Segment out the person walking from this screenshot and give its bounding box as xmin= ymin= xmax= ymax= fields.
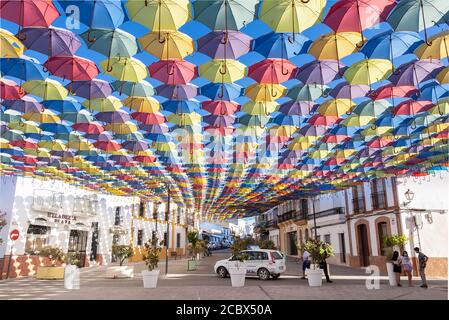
xmin=392 ymin=251 xmax=402 ymax=286
xmin=401 ymin=251 xmax=413 ymax=287
xmin=319 ymin=243 xmax=332 ymax=283
xmin=301 ymin=249 xmax=311 ymax=279
xmin=414 ymin=247 xmax=429 ymax=288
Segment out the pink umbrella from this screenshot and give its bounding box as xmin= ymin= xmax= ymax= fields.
xmin=202 ymin=100 xmax=240 ymax=115
xmin=0 ymin=0 xmax=60 ymax=28
xmin=0 ymin=79 xmax=25 ymax=99
xmin=131 ymin=112 xmax=166 ymax=125
xmin=369 ymin=84 xmax=418 ymax=100
xmin=248 ymin=58 xmax=296 ymax=84
xmin=44 ymin=56 xmax=99 ymax=81
xmin=72 ymin=122 xmax=104 ymax=134
xmin=149 ymin=59 xmax=198 ymax=85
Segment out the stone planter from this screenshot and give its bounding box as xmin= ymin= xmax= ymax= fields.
xmin=307 ymin=267 xmax=323 ymax=287
xmin=142 ymin=269 xmax=160 ymax=288
xmin=36 ymin=266 xmax=65 ymax=280
xmin=229 ymin=266 xmax=247 ymax=287
xmin=386 ymin=262 xmax=397 ymax=286
xmin=105 ymin=266 xmax=134 ymax=278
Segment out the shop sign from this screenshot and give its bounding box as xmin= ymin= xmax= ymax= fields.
xmin=47 ymin=212 xmax=77 ymax=225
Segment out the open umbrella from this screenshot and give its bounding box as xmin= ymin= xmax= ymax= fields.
xmin=198 ymin=30 xmax=252 ymax=59
xmin=0 ymin=56 xmax=46 ymax=81
xmin=389 ymin=59 xmax=444 ymax=86
xmin=83 ymin=96 xmax=123 ymax=112
xmin=101 ymin=57 xmax=148 ymax=82
xmin=344 ymin=59 xmax=392 ymax=85
xmin=253 ymin=32 xmax=311 ymax=59
xmin=81 ymin=28 xmax=139 ymax=59
xmin=156 ymin=84 xmax=198 ymax=100
xmin=123 ymin=96 xmax=160 ymax=113
xmin=245 ymin=83 xmax=286 ymax=102
xmin=309 ymin=32 xmax=364 ymax=60
xmin=44 ymin=56 xmax=99 ymax=81
xmin=149 ymin=59 xmax=197 ymax=84
xmin=139 ymin=31 xmax=194 ymax=59
xmin=248 ymin=58 xmax=296 ymax=84
xmin=112 ymin=80 xmax=155 ymax=97
xmin=295 ymin=60 xmax=345 ymax=85
xmin=0 ymin=79 xmax=25 ymax=100
xmin=200 ymin=83 xmax=242 ymax=100
xmin=3 ymin=96 xmax=43 ymax=113
xmin=66 ymin=79 xmax=112 ymax=99
xmin=415 ymin=30 xmax=449 ymax=60
xmin=0 ymin=28 xmax=25 ymax=58
xmin=1 ymin=0 xmax=59 ymax=28
xmin=317 ymin=99 xmax=355 ymax=116
xmin=22 ymin=79 xmax=68 ymax=100
xmin=202 ymin=100 xmax=240 ymax=115
xmin=200 ymin=59 xmax=246 ymax=83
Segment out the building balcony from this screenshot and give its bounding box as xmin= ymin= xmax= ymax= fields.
xmin=310 ymin=207 xmax=346 ymax=219
xmin=371 ymin=192 xmax=387 ymax=211
xmin=278 ymin=210 xmax=307 ymax=223
xmin=352 ymin=197 xmax=365 ymax=214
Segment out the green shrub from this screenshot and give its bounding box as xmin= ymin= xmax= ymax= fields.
xmin=259 ymin=239 xmax=276 ymax=250
xmin=143 ymin=236 xmax=161 ymax=271
xmin=112 ymin=244 xmax=133 ymax=266
xmin=38 ymin=246 xmax=66 ymax=267
xmin=298 ymin=239 xmax=334 ymax=266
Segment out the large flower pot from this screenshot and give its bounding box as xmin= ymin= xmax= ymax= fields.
xmin=36 ymin=266 xmax=65 ymax=280
xmin=142 ymin=270 xmax=160 ymax=288
xmin=64 ymin=265 xmax=80 ymax=289
xmin=386 ymin=262 xmax=397 ymax=286
xmin=105 ymin=266 xmax=134 ymax=278
xmin=307 ymin=269 xmax=323 ymax=287
xmin=228 ymin=266 xmax=247 ymax=287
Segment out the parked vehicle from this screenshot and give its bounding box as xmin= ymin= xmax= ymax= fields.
xmin=214 ymin=249 xmax=285 ymax=280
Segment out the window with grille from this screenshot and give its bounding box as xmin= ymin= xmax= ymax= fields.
xmin=176 ymin=233 xmax=181 ymax=248
xmin=137 ymin=230 xmax=143 ymax=246
xmin=139 ymin=201 xmax=145 ymax=217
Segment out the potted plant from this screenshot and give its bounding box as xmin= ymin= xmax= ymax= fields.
xmin=36 ymin=246 xmax=66 ymax=279
xmin=299 ymin=239 xmax=334 ymax=287
xmin=186 ymin=231 xmax=202 ymax=270
xmin=106 ymin=244 xmax=134 ymax=278
xmin=383 ymin=234 xmax=408 ymax=286
xmin=64 ymin=252 xmax=80 ymax=289
xmin=228 ymin=237 xmax=249 ymax=287
xmin=141 ymin=236 xmax=162 ymax=288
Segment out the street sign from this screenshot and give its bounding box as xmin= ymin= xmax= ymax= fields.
xmin=9 ymin=229 xmax=19 ymax=241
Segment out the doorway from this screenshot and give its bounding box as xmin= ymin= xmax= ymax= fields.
xmin=357 ymin=224 xmax=370 ymax=267
xmin=111 ymin=234 xmax=120 ymax=263
xmin=90 ymin=222 xmax=99 ymax=262
xmin=68 ymin=229 xmax=88 ymax=267
xmin=287 ymin=231 xmax=298 ymax=255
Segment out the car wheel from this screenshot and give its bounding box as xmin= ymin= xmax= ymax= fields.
xmin=272 ymin=273 xmax=280 ymax=279
xmin=258 ymin=268 xmax=270 ymax=280
xmin=217 ymin=266 xmax=228 ymax=278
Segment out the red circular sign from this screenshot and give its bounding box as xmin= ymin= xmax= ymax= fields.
xmin=10 ymin=229 xmax=19 ymax=241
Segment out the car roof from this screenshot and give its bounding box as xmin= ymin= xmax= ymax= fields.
xmin=242 ymin=249 xmax=280 ymax=253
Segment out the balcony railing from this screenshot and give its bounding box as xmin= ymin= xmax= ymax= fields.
xmin=371 ymin=192 xmax=387 ymax=210
xmin=278 ymin=210 xmax=306 ymax=223
xmin=352 ymin=197 xmax=364 ymax=214
xmin=32 ymin=190 xmax=63 ymax=213
xmin=310 ymin=207 xmax=345 ymax=219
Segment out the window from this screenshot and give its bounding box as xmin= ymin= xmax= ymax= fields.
xmin=163 ymin=232 xmax=167 ymax=246
xmin=139 ymin=201 xmax=145 ymax=217
xmin=153 ymin=205 xmax=158 ymax=220
xmin=378 ymin=222 xmax=388 ymax=256
xmin=137 ymin=230 xmax=143 ymax=246
xmin=372 ymin=179 xmax=386 ymax=210
xmin=305 ymin=229 xmax=309 ymax=240
xmin=176 ymin=233 xmax=181 ymax=248
xmin=177 ymin=214 xmax=181 ymax=224
xmin=352 ymin=185 xmax=365 ymax=214
xmin=301 ymin=199 xmax=308 ymax=216
xmin=114 ymin=207 xmax=121 ymax=225
xmin=151 ymin=230 xmax=156 ymax=242
xmin=324 ymin=234 xmax=331 ymax=245
xmin=25 ymin=224 xmax=49 ymax=254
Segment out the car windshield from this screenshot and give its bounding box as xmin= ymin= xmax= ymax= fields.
xmin=271 ymin=251 xmax=283 ymax=260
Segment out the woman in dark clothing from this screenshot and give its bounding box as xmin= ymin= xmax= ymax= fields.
xmin=392 ymin=251 xmax=402 ymax=287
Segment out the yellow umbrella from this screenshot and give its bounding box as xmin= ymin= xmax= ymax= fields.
xmin=309 ymin=32 xmax=364 ymax=60
xmin=259 ymin=0 xmax=326 ymax=33
xmin=27 ymin=148 xmax=51 ymax=158
xmin=139 ymin=31 xmax=194 ymax=59
xmin=241 ymin=101 xmax=278 ymax=115
xmin=244 ymin=83 xmax=286 ymax=102
xmin=436 ymin=67 xmax=449 ymax=84
xmin=100 ymin=57 xmax=148 ymax=82
xmin=0 ymin=138 xmax=11 ymax=149
xmin=269 ymin=125 xmax=296 ymax=138
xmin=104 ymin=122 xmax=138 ymax=134
xmin=237 ymin=125 xmax=265 ymax=136
xmin=341 ymin=114 xmax=374 ymax=126
xmin=38 ymin=140 xmax=67 ymax=151
xmin=344 ymin=59 xmax=392 ymax=85
xmin=22 ymin=109 xmax=60 ymax=123
xmin=168 ymin=112 xmax=201 ymax=126
xmin=67 ymin=139 xmax=93 ymax=151
xmin=22 ymin=79 xmax=68 ymax=100
xmin=361 ymin=125 xmax=392 ymax=136
xmin=122 ymin=96 xmax=160 ymax=113
xmin=126 ymin=0 xmax=191 ymax=31
xmin=0 ymin=28 xmax=24 ymax=58
xmin=83 ymin=96 xmax=123 ymax=112
xmin=9 ymin=121 xmax=41 ymax=134
xmin=317 ymin=98 xmax=355 ymax=116
xmin=200 ymin=59 xmax=246 ymax=83
xmin=309 ymin=149 xmax=330 ymax=159
xmin=153 ymin=141 xmax=177 ymax=151
xmin=428 ymin=98 xmax=448 ymax=116
xmin=415 ymin=30 xmax=449 ymax=59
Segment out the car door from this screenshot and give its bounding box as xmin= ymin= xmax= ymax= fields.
xmin=243 ymin=251 xmax=258 ymax=275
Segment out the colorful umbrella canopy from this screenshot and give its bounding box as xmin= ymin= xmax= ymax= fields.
xmin=309 ymin=32 xmax=364 ymax=60
xmin=150 ymin=59 xmax=197 ymax=84
xmin=198 ymin=30 xmax=252 ymax=59
xmin=139 ymin=31 xmax=194 ymax=59
xmin=0 ymin=28 xmax=25 ymax=58
xmin=0 ymin=0 xmax=59 ymax=28
xmin=81 ymin=28 xmax=139 ymax=58
xmin=44 ymin=56 xmax=99 ymax=81
xmin=200 ymin=59 xmax=246 ymax=83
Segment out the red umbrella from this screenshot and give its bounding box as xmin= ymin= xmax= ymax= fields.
xmin=72 ymin=122 xmax=105 ymax=134
xmin=93 ymin=140 xmax=121 ymax=152
xmin=202 ymin=100 xmax=240 ymax=115
xmin=149 ymin=59 xmax=198 ymax=85
xmin=10 ymin=139 xmax=38 ymax=149
xmin=322 ymin=134 xmax=350 ymax=143
xmin=369 ymin=84 xmax=418 ymax=100
xmin=134 ymin=155 xmax=156 ymax=163
xmin=307 ymin=114 xmax=339 ymax=126
xmin=0 ymin=0 xmax=59 ymax=28
xmin=248 ymin=58 xmax=296 ymax=84
xmin=0 ymin=79 xmax=25 ymax=99
xmin=393 ymin=100 xmax=433 ymax=115
xmin=44 ymin=56 xmax=99 ymax=81
xmin=324 ymin=0 xmax=396 ymax=33
xmin=204 ymin=126 xmax=234 ymax=135
xmin=13 ymin=155 xmax=38 ymax=165
xmin=131 ymin=112 xmax=166 ymax=125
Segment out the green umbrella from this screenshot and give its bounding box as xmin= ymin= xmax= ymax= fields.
xmin=286 ymin=83 xmax=329 ymax=101
xmin=111 ymin=80 xmax=155 ymax=97
xmin=352 ymin=99 xmax=390 ymax=117
xmin=81 ymin=28 xmax=139 ymax=58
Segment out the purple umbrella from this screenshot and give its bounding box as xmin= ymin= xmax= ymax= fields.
xmin=329 ymin=82 xmax=370 ymax=99
xmin=139 ymin=123 xmax=169 ymax=134
xmin=298 ymin=124 xmax=327 ymax=136
xmin=295 ymin=60 xmax=345 ymax=85
xmin=122 ymin=140 xmax=149 ymax=152
xmin=389 ymin=59 xmax=445 ymax=86
xmin=2 ymin=96 xmax=43 ymax=113
xmin=17 ymin=26 xmax=81 ymax=56
xmin=203 ymin=114 xmax=235 ymax=127
xmin=197 ymin=30 xmax=252 ymax=59
xmin=279 ymin=101 xmax=315 ymax=116
xmin=297 ymin=164 xmax=316 ymax=171
xmin=51 ymin=150 xmax=75 ymax=157
xmin=66 ymin=79 xmax=112 ymax=99
xmin=156 ymin=84 xmax=198 ymax=100
xmin=95 ymin=110 xmax=131 ymax=123
xmin=110 ymin=154 xmax=133 ymax=163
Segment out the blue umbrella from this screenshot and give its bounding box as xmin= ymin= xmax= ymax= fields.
xmin=162 ymin=100 xmax=200 ymax=114
xmin=200 ymin=83 xmax=242 ymax=100
xmin=0 ymin=147 xmax=24 ymax=156
xmin=272 ymin=114 xmax=301 ymax=127
xmin=361 ymin=30 xmax=422 ymax=61
xmin=418 ymin=81 xmax=449 ymax=103
xmin=57 ymin=0 xmax=128 ymax=29
xmin=40 ymin=123 xmax=73 ymax=134
xmin=42 ymin=99 xmax=84 ymax=113
xmin=253 ymin=32 xmax=311 ymax=59
xmin=0 ymin=57 xmax=46 ymax=81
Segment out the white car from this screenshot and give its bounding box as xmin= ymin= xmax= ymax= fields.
xmin=214 ymin=249 xmax=285 ymax=280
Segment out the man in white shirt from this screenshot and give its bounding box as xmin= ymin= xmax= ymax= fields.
xmin=301 ymin=250 xmax=311 ymax=279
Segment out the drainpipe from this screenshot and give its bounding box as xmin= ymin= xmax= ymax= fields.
xmin=344 ymin=189 xmax=354 ymax=264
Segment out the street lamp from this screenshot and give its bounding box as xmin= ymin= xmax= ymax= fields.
xmin=405 ymin=189 xmax=414 ymax=202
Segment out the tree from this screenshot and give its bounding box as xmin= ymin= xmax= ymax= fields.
xmin=186 ymin=231 xmax=202 ymax=258
xmin=299 ymin=239 xmax=334 ymax=267
xmin=112 ymin=244 xmax=133 ymax=266
xmin=259 ymin=239 xmax=276 ymax=250
xmin=143 ymin=235 xmax=161 ymax=271
xmin=383 ymin=234 xmax=408 ymax=260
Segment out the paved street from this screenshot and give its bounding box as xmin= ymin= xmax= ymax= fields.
xmin=0 ymin=250 xmax=446 ymax=300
